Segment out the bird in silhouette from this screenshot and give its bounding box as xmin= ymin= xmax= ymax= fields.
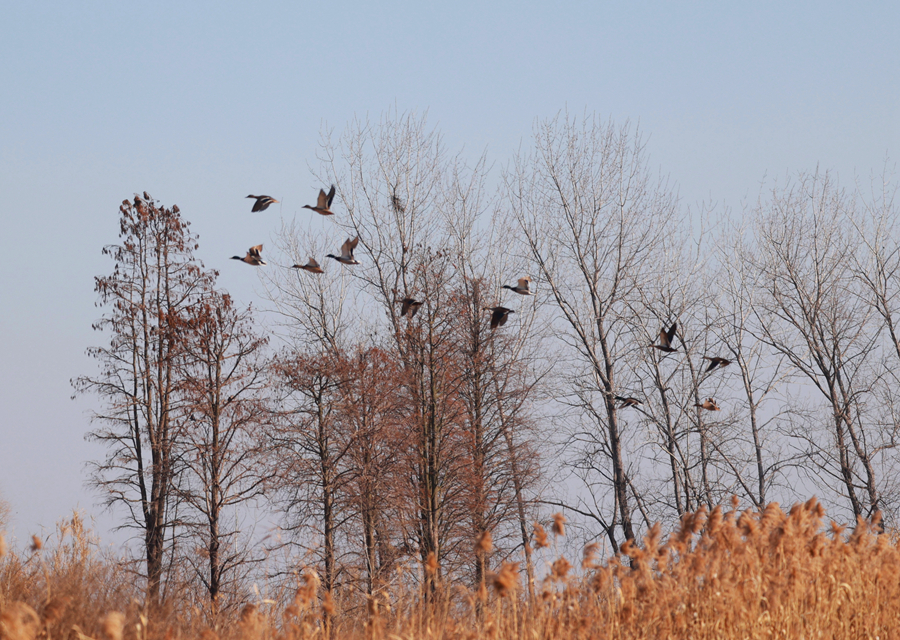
xmin=695 ymin=398 xmax=720 ymax=411
xmin=502 ymin=276 xmax=534 ymax=296
xmin=651 ymin=322 xmax=678 ymax=353
xmin=485 ymin=306 xmax=515 ymax=329
xmin=231 ymin=245 xmax=266 ymax=266
xmin=391 ymin=193 xmax=405 ymax=213
xmin=615 ymin=396 xmax=643 ymax=408
xmin=302 ymin=185 xmax=336 ymax=216
xmin=703 ymin=356 xmax=732 ymax=372
xmin=327 ymin=237 xmax=360 ymax=265
xmin=400 ymin=298 xmax=423 ymax=317
xmin=292 ymin=258 xmax=324 ymax=274
xmin=247 ymin=195 xmax=278 ymax=212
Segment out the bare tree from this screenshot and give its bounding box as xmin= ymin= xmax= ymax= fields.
xmin=506 ymin=114 xmax=678 ymax=549
xmin=750 ymin=172 xmax=882 ymax=519
xmin=178 ymin=290 xmax=269 ymax=613
xmin=75 ymin=193 xmax=215 ymax=605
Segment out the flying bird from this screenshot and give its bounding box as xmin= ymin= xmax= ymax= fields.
xmin=615 ymin=396 xmax=643 ymax=408
xmin=247 ymin=195 xmax=278 ymax=212
xmin=502 ymin=276 xmax=534 ymax=296
xmin=400 ymin=298 xmax=423 ymax=317
xmin=703 ymin=356 xmax=732 ymax=372
xmin=485 ymin=306 xmax=515 ymax=329
xmin=292 ymin=258 xmax=324 ymax=274
xmin=302 ymin=185 xmax=336 ymax=216
xmin=651 ymin=322 xmax=678 ymax=353
xmin=231 ymin=245 xmax=266 ymax=266
xmin=327 ymin=237 xmax=360 ymax=265
xmin=695 ymin=398 xmax=720 ymax=411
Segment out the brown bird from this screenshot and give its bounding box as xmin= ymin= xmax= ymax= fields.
xmin=247 ymin=195 xmax=278 ymax=212
xmin=703 ymin=356 xmax=732 ymax=372
xmin=292 ymin=258 xmax=324 ymax=274
xmin=615 ymin=396 xmax=643 ymax=408
xmin=485 ymin=306 xmax=515 ymax=329
xmin=502 ymin=276 xmax=534 ymax=296
xmin=695 ymin=398 xmax=720 ymax=411
xmin=327 ymin=237 xmax=360 ymax=265
xmin=231 ymin=245 xmax=266 ymax=266
xmin=302 ymin=185 xmax=336 ymax=215
xmin=651 ymin=321 xmax=678 ymax=353
xmin=400 ymin=298 xmax=423 ymax=317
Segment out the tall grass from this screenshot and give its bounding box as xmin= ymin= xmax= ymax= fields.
xmin=1 ymin=499 xmax=896 ymax=639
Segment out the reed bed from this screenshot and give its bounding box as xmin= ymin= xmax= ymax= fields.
xmin=2 ymin=498 xmax=897 ymax=639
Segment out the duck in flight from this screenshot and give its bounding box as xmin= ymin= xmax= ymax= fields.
xmin=695 ymin=398 xmax=720 ymax=411
xmin=247 ymin=195 xmax=278 ymax=212
xmin=485 ymin=306 xmax=515 ymax=329
xmin=502 ymin=276 xmax=534 ymax=296
xmin=615 ymin=396 xmax=643 ymax=408
xmin=703 ymin=356 xmax=732 ymax=372
xmin=303 ymin=185 xmax=336 ymax=216
xmin=231 ymin=245 xmax=266 ymax=266
xmin=292 ymin=258 xmax=324 ymax=274
xmin=327 ymin=237 xmax=360 ymax=265
xmin=651 ymin=322 xmax=678 ymax=353
xmin=400 ymin=298 xmax=423 ymax=317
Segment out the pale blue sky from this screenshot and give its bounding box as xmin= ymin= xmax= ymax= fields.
xmin=1 ymin=1 xmax=897 ymax=544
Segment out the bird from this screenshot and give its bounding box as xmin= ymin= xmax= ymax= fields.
xmin=703 ymin=356 xmax=732 ymax=372
xmin=302 ymin=185 xmax=336 ymax=216
xmin=502 ymin=276 xmax=534 ymax=296
xmin=231 ymin=245 xmax=266 ymax=266
xmin=247 ymin=195 xmax=278 ymax=212
xmin=695 ymin=398 xmax=720 ymax=411
xmin=292 ymin=258 xmax=324 ymax=274
xmin=651 ymin=322 xmax=678 ymax=353
xmin=327 ymin=237 xmax=360 ymax=265
xmin=485 ymin=306 xmax=515 ymax=329
xmin=615 ymin=396 xmax=643 ymax=408
xmin=391 ymin=193 xmax=405 ymax=213
xmin=400 ymin=298 xmax=423 ymax=317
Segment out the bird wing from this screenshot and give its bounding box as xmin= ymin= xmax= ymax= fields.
xmin=316 ymin=189 xmax=328 ymax=209
xmin=517 ymin=277 xmax=531 ymax=291
xmin=251 ymin=198 xmax=263 ymax=212
xmin=346 ymin=236 xmax=359 ymax=258
xmin=401 ymin=299 xmax=412 ymax=316
xmin=666 ymin=322 xmax=678 ymax=343
xmin=658 ymin=329 xmax=670 ymax=347
xmin=308 ymin=257 xmax=320 ymax=268
xmin=250 ymin=245 xmax=263 ymax=258
xmin=326 ymin=185 xmax=335 ymax=208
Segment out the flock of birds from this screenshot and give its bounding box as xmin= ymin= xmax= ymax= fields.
xmin=614 ymin=321 xmax=732 ymax=413
xmin=232 ymin=192 xmax=732 ymax=412
xmin=229 ymin=189 xmax=534 ymax=331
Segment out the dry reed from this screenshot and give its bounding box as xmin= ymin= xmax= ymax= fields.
xmin=2 ymin=499 xmax=899 ymax=639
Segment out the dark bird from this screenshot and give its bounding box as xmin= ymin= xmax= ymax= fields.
xmin=651 ymin=322 xmax=678 ymax=353
xmin=391 ymin=193 xmax=405 ymax=213
xmin=327 ymin=237 xmax=360 ymax=265
xmin=302 ymin=185 xmax=336 ymax=216
xmin=615 ymin=396 xmax=643 ymax=408
xmin=485 ymin=306 xmax=515 ymax=329
xmin=399 ymin=297 xmax=423 ymax=317
xmin=247 ymin=195 xmax=278 ymax=212
xmin=231 ymin=244 xmax=266 ymax=266
xmin=695 ymin=398 xmax=720 ymax=411
xmin=502 ymin=276 xmax=534 ymax=296
xmin=292 ymin=257 xmax=324 ymax=274
xmin=703 ymin=356 xmax=732 ymax=372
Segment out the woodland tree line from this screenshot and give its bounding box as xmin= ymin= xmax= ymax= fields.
xmin=75 ymin=111 xmax=900 ymax=618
